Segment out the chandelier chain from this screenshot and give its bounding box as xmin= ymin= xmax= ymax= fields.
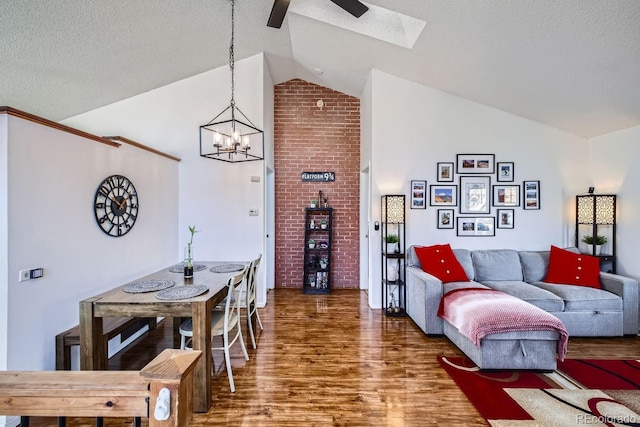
xmin=229 ymin=0 xmax=235 ymax=108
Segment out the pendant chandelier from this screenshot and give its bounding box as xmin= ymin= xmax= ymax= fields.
xmin=199 ymin=0 xmax=264 ymax=163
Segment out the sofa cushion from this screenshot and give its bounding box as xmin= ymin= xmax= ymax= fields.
xmin=532 ymin=282 xmax=622 ymax=311
xmin=407 ymin=245 xmax=422 ymax=268
xmin=472 ymin=250 xmax=523 ymax=282
xmin=519 ymin=250 xmax=550 ymax=283
xmin=414 ymin=244 xmax=470 ymax=283
xmin=443 ymin=281 xmax=488 ymax=294
xmin=545 ymin=245 xmax=601 ymax=289
xmin=452 ymin=249 xmax=475 ymax=280
xmin=481 ymin=280 xmax=565 ymax=312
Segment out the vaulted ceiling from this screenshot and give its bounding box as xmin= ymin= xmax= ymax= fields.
xmin=2 ymin=0 xmax=639 ymax=138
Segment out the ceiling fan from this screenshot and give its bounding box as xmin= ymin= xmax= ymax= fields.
xmin=267 ymin=0 xmax=369 ymax=29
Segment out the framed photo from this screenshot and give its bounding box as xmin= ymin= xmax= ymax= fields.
xmin=497 ymin=209 xmax=515 ymax=229
xmin=497 ymin=162 xmax=514 ymax=182
xmin=492 ymin=184 xmax=520 ymax=207
xmin=456 ymin=216 xmax=495 ymax=237
xmin=437 ymin=162 xmax=454 ymax=182
xmin=429 ymin=185 xmax=457 ymax=206
xmin=456 ymin=154 xmax=495 ymax=174
xmin=410 ymin=180 xmax=427 ymax=209
xmin=523 ymin=180 xmax=541 ymax=210
xmin=459 ymin=176 xmax=490 ymax=214
xmin=437 ymin=209 xmax=454 ymax=229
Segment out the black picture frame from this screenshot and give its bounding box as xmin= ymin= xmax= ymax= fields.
xmin=410 ymin=180 xmax=427 ymax=209
xmin=430 ymin=185 xmax=458 ymax=206
xmin=523 ymin=180 xmax=541 ymax=210
xmin=492 ymin=184 xmax=521 ymax=207
xmin=437 ymin=162 xmax=454 ymax=182
xmin=456 ymin=216 xmax=495 ymax=236
xmin=437 ymin=209 xmax=454 ymax=229
xmin=497 ymin=209 xmax=515 ymax=229
xmin=496 ymin=162 xmax=514 ymax=182
xmin=456 ymin=154 xmax=495 ymax=174
xmin=459 ymin=176 xmax=491 ymax=214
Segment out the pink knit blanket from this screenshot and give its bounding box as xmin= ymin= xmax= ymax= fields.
xmin=438 ymin=288 xmax=568 ymax=360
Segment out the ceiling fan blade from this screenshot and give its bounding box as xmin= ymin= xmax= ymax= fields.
xmin=267 ymin=0 xmax=291 ymax=28
xmin=329 ymin=0 xmax=369 ymax=18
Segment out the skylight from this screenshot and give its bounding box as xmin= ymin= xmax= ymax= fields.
xmin=289 ymin=0 xmax=426 ymax=49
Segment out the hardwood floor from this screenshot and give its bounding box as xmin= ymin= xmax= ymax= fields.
xmin=28 ymin=289 xmax=639 ymax=426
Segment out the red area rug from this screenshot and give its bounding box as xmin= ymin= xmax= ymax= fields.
xmin=439 ymin=356 xmax=640 ymax=426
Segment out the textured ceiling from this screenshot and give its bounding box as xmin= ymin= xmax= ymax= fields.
xmin=1 ymin=0 xmax=639 ymax=137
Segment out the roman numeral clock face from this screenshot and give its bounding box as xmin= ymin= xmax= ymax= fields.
xmin=94 ymin=175 xmax=139 ymax=237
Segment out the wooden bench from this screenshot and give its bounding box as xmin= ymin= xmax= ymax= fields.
xmin=56 ymin=317 xmax=157 ymax=370
xmin=0 ymin=349 xmax=201 ymax=427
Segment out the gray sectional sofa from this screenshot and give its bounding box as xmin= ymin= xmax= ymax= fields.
xmin=406 ymin=246 xmax=639 ymax=369
xmin=407 ymin=246 xmax=639 ymax=337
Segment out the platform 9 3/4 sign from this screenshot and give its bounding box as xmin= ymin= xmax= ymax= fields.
xmin=301 ymin=172 xmax=335 ymax=182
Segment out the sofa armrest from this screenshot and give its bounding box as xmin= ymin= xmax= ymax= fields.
xmin=406 ymin=266 xmax=444 ymax=335
xmin=600 ymin=272 xmax=639 ymax=335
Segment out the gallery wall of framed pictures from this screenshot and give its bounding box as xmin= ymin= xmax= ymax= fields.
xmin=412 ymin=153 xmax=541 ymax=236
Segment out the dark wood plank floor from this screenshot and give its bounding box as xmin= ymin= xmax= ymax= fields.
xmin=28 ymin=289 xmax=639 ymax=426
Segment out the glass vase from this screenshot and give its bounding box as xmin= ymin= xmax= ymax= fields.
xmin=184 ymin=246 xmax=194 ymax=279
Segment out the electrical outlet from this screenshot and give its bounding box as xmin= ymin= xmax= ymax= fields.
xmin=19 ymin=270 xmax=31 ymax=282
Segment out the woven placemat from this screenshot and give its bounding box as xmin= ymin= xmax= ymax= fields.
xmin=123 ymin=279 xmax=175 ymax=294
xmin=155 ymin=285 xmax=209 ymax=300
xmin=210 ymin=263 xmax=245 ymax=273
xmin=167 ymin=263 xmax=208 ymax=273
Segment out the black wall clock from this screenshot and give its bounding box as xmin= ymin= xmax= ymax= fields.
xmin=93 ymin=174 xmax=139 ymax=237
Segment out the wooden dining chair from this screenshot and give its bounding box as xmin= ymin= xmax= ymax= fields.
xmin=215 ymin=255 xmax=264 ymax=349
xmin=243 ymin=254 xmax=264 ymax=349
xmin=179 ymin=269 xmax=250 ymax=393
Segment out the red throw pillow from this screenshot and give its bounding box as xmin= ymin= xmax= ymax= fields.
xmin=544 ymin=245 xmax=601 ymax=288
xmin=414 ymin=244 xmax=469 ymax=283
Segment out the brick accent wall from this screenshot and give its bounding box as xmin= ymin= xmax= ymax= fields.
xmin=274 ymin=79 xmax=360 ymax=289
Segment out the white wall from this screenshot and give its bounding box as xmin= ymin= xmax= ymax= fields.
xmin=262 ymin=58 xmax=276 ymax=291
xmin=589 ymin=125 xmax=640 ymax=278
xmin=2 ymin=114 xmax=179 ymax=374
xmin=0 ymin=116 xmax=8 ymax=427
xmin=63 ymin=54 xmax=268 ymax=307
xmin=366 ymin=70 xmax=589 ymax=308
xmin=0 ymin=114 xmax=8 ymax=372
xmin=361 ymin=74 xmax=374 ymax=304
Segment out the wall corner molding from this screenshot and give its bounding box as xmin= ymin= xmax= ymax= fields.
xmin=103 ymin=136 xmax=181 ymax=162
xmin=0 ymin=106 xmax=120 ymax=148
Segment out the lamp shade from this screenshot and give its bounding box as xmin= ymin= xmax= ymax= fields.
xmin=382 ymin=195 xmax=405 ymax=224
xmin=577 ymin=195 xmax=616 ymax=225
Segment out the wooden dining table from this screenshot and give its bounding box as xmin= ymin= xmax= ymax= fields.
xmin=79 ymin=261 xmax=247 ymax=413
